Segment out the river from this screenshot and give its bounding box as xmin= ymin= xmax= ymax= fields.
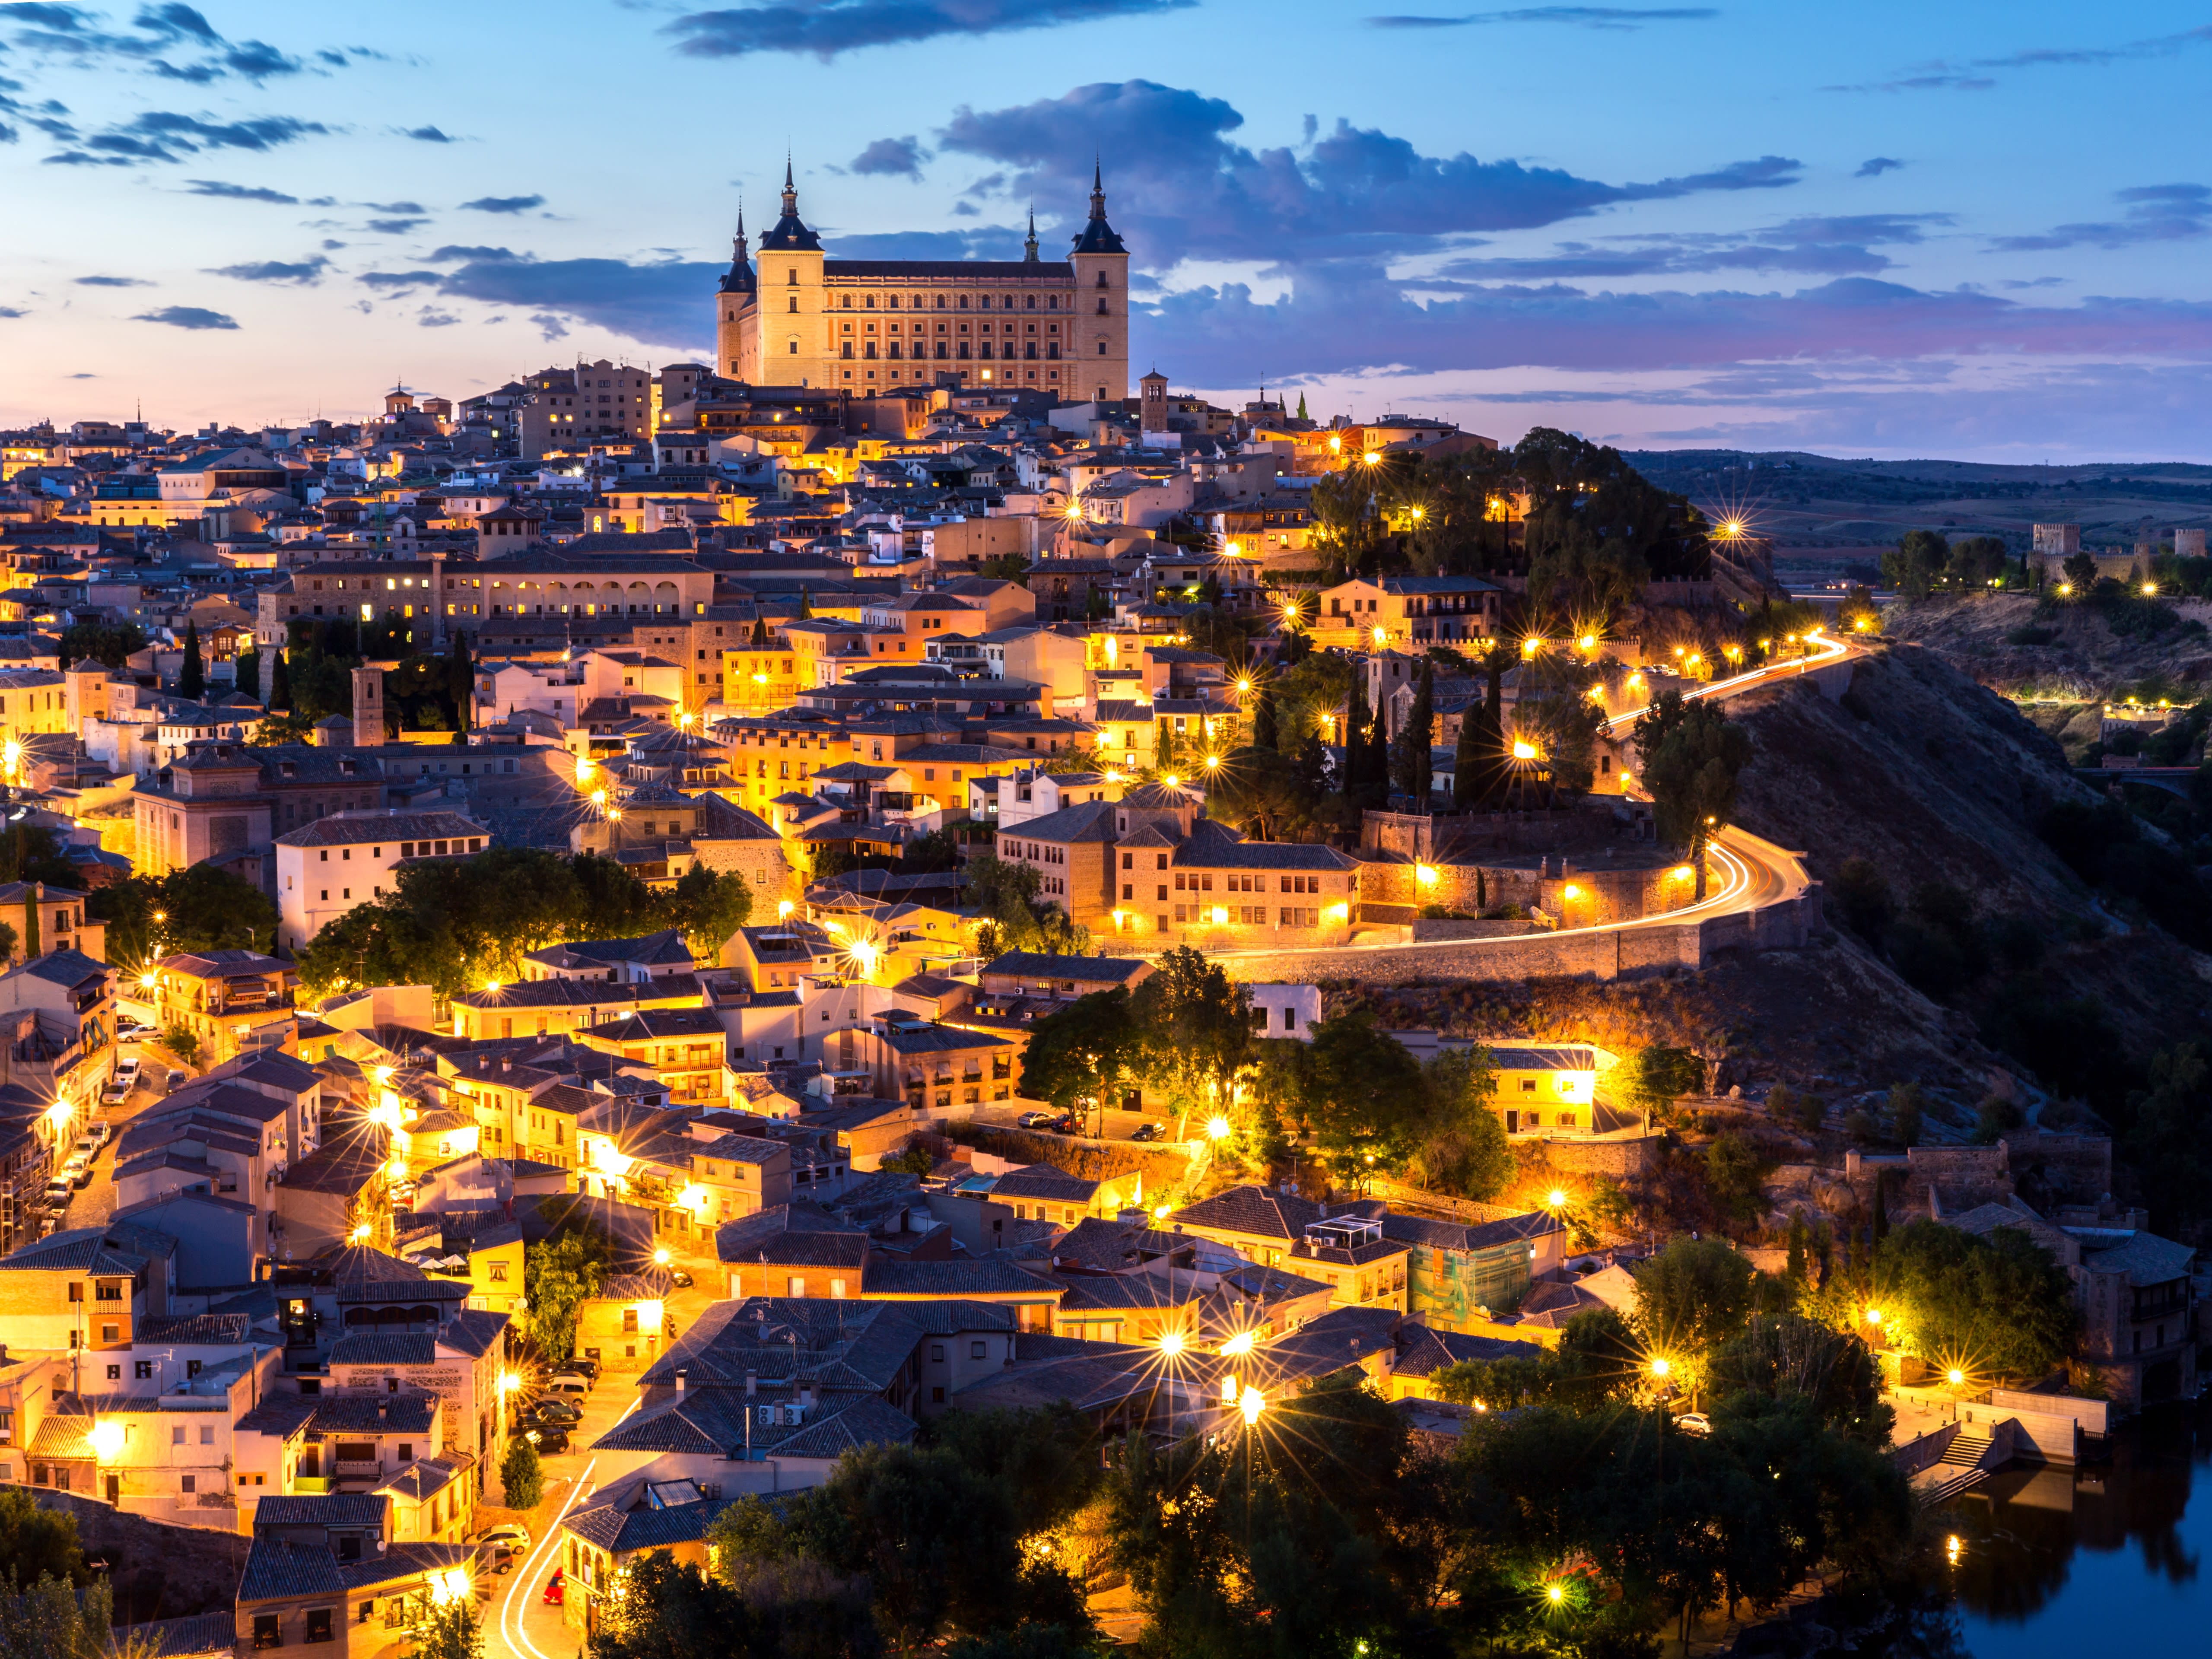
xmin=1945 ymin=1394 xmax=2212 ymax=1657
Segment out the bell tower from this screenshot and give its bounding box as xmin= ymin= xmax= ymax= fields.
xmin=715 ymin=204 xmax=757 ymax=382
xmin=1068 ymin=161 xmax=1130 ymax=404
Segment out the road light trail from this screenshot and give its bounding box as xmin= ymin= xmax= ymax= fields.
xmin=496 ymin=1395 xmax=639 ymax=1659
xmin=1603 ymin=629 xmax=1853 ymax=734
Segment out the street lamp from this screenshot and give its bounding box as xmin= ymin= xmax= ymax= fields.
xmin=1157 ymin=1331 xmax=1185 ymax=1357
xmin=1239 ymin=1385 xmax=1265 ymax=1427
xmin=1206 ymin=1115 xmax=1231 ymax=1141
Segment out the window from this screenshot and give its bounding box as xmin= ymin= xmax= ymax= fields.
xmin=971 ymin=1341 xmax=987 ymax=1360
xmin=786 ymin=1277 xmax=806 ymax=1298
xmin=930 ymin=1344 xmax=946 ymax=1363
xmin=305 ymin=1610 xmax=333 ymax=1645
xmin=252 ymin=1614 xmax=282 ymax=1649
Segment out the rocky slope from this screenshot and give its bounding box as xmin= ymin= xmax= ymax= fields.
xmin=1881 ymin=591 xmax=2212 ymax=699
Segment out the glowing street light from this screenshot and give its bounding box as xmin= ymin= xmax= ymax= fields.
xmin=1219 ymin=1329 xmax=1256 ymax=1357
xmin=1546 ymin=1583 xmax=1566 ymax=1605
xmin=654 ymin=1247 xmax=672 ymax=1267
xmin=89 ymin=1421 xmax=125 ymax=1460
xmin=499 ymin=1371 xmax=521 ymax=1394
xmin=1206 ymin=1115 xmax=1232 ymax=1141
xmin=1361 ymin=450 xmax=1380 ymax=469
xmin=1512 ymin=740 xmax=1537 ymax=760
xmin=1546 ymin=1188 xmax=1568 ymax=1209
xmin=1239 ymin=1385 xmax=1265 ymax=1427
xmin=1157 ymin=1331 xmax=1186 ymax=1357
xmin=1947 ymin=1368 xmax=1966 ymax=1386
xmin=1650 ymin=1357 xmax=1671 ymax=1378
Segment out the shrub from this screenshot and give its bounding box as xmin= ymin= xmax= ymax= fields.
xmin=499 ymin=1433 xmax=542 ymax=1511
xmin=2005 ymin=624 xmax=2057 ymax=646
xmin=1829 ymin=857 xmax=1894 ymax=939
xmin=1883 ymin=1082 xmax=1923 ymax=1147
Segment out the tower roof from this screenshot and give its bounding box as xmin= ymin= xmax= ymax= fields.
xmin=718 ymin=203 xmax=756 ymax=294
xmin=1070 ymin=159 xmax=1126 ymax=256
xmin=758 ymin=158 xmax=823 ymax=253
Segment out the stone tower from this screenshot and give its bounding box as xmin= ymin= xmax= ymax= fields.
xmin=1069 ymin=160 xmax=1131 ymax=405
xmin=351 ymin=666 xmax=385 ymax=748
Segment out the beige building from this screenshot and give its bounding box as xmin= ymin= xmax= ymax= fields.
xmin=715 ymin=165 xmax=1129 ymax=401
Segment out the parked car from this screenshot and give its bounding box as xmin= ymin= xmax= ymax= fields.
xmin=524 ymin=1426 xmax=571 ymax=1455
xmin=87 ymin=1119 xmax=111 ymax=1147
xmin=42 ymin=1178 xmax=72 ymax=1210
xmin=71 ymin=1137 xmax=97 ymax=1164
xmin=114 ymin=1057 xmax=140 ymax=1084
xmin=480 ymin=1540 xmax=519 ymax=1576
xmin=669 ymin=1269 xmax=693 ymax=1288
xmin=1129 ymin=1122 xmax=1163 ymax=1143
xmin=566 ymin=1357 xmax=601 ymax=1382
xmin=541 ymin=1570 xmax=566 ymax=1605
xmin=163 ymin=1069 xmax=187 ymax=1094
xmin=524 ymin=1398 xmax=583 ymax=1426
xmin=478 ymin=1522 xmax=532 ymax=1552
xmin=1015 ymin=1110 xmax=1057 ymax=1129
xmin=1672 ymin=1412 xmax=1712 ymax=1436
xmin=100 ymin=1084 xmax=128 ymax=1108
xmin=118 ymin=1023 xmax=157 ymax=1043
xmin=545 ymin=1373 xmax=591 ymax=1398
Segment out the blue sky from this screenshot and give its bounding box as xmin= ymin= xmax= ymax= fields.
xmin=8 ymin=1 xmax=2212 ymax=458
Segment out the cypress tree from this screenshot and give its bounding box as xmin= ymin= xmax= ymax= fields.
xmin=1786 ymin=1211 xmax=1808 ymax=1284
xmin=750 ymin=617 xmax=769 ymax=646
xmin=1342 ymin=680 xmax=1372 ymax=799
xmin=1296 ymin=392 xmax=1309 ymax=422
xmin=178 ymin=621 xmax=204 ymax=701
xmin=1254 ymin=686 xmax=1279 ymax=751
xmin=1366 ymin=708 xmax=1392 ymax=810
xmin=797 ymin=586 xmax=813 ymax=620
xmin=448 ymin=631 xmax=474 ymax=734
xmin=1452 ymin=702 xmax=1481 ymax=810
xmin=1872 ymin=1177 xmax=1889 ymax=1243
xmin=1393 ymin=661 xmax=1434 ymax=804
xmin=270 ymin=650 xmax=292 ymax=712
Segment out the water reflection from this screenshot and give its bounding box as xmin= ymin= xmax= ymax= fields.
xmin=1947 ymin=1395 xmax=2212 ymax=1656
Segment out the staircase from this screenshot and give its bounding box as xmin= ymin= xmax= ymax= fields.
xmin=1921 ymin=1428 xmax=1996 ymax=1505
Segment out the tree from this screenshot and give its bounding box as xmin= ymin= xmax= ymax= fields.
xmin=413 ymin=1600 xmax=483 ymax=1659
xmin=1884 ymin=1081 xmax=1923 ymax=1147
xmin=524 ymin=1229 xmax=606 ymax=1363
xmin=0 ymin=1486 xmax=88 ymax=1587
xmin=1294 ymin=1012 xmax=1425 ymax=1179
xmin=2061 ymin=549 xmax=2099 ymax=591
xmin=447 ymin=632 xmax=474 ymax=734
xmin=1634 ymin=1237 xmax=1758 ymax=1362
xmin=1874 ymin=1218 xmax=2078 ymax=1380
xmin=0 ymin=1571 xmax=110 ymax=1659
xmin=1252 ymin=684 xmax=1279 ymax=751
xmin=90 ymin=863 xmax=280 ymax=962
xmin=1704 ymin=1130 xmax=1769 ymax=1229
xmin=591 ymin=1551 xmax=761 ymax=1659
xmin=234 ymin=646 xmax=262 ymax=704
xmin=1018 ymin=987 xmax=1139 ymax=1118
xmin=1616 ymin=1044 xmax=1698 ymax=1122
xmin=269 ymin=648 xmax=292 ymax=712
xmin=57 ymin=619 xmax=146 ymax=672
xmin=1829 ymin=856 xmax=1894 ymax=939
xmin=178 ymin=620 xmax=204 ymax=701
xmin=1403 ymin=1046 xmax=1513 ymax=1199
xmin=1881 ymin=529 xmax=1947 ymax=601
xmin=1642 ymin=698 xmax=1751 ymax=851
xmin=1390 ymin=661 xmax=1434 ymax=803
xmin=1128 ymin=947 xmax=1253 ymax=1134
xmin=1451 ymin=694 xmax=1482 ymax=809
xmin=1786 ymin=1213 xmax=1809 ymax=1284
xmin=665 ymin=863 xmax=753 ymax=957
xmin=161 ymin=1026 xmax=201 ymax=1067
xmin=2123 ymin=1043 xmax=2212 ymax=1227
xmin=499 ymin=1432 xmax=543 ymax=1511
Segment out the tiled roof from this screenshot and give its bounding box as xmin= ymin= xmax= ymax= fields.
xmin=992 ymin=1165 xmax=1106 ymax=1201
xmin=302 ymin=1392 xmax=438 ymax=1433
xmin=714 ymin=1203 xmax=868 ymax=1267
xmin=111 ymin=1613 xmax=236 ymax=1658
xmin=137 ymin=1312 xmax=250 ymax=1346
xmin=990 ymin=799 xmax=1117 ymax=845
xmin=328 ymin=1333 xmax=438 ymax=1367
xmin=273 ymin=810 xmax=486 ymax=849
xmin=862 ymin=1257 xmax=1055 ymax=1298
xmin=1169 ymin=1185 xmax=1326 ymax=1243
xmin=238 ymin=1536 xmax=347 ymax=1603
xmin=252 ymin=1493 xmax=391 ymax=1529
xmin=1392 ymin=1323 xmax=1545 ymax=1378
xmin=439 ymin=1307 xmax=511 ymax=1357
xmin=981 ymin=952 xmax=1150 ymax=986
xmin=1381 ymin=1210 xmax=1562 ymax=1252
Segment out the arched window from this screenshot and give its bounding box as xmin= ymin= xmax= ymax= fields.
xmin=957 ymin=294 xmax=969 ymax=309
xmin=1026 ymin=294 xmax=1037 ymax=309
xmin=864 ymin=295 xmax=876 ymax=309
xmin=841 ymin=295 xmax=852 ymax=308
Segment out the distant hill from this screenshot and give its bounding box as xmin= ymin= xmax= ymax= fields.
xmin=1621 ymin=448 xmax=2212 ymax=555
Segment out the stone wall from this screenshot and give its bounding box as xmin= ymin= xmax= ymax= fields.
xmin=5 ymin=1483 xmax=248 ymax=1621
xmin=1535 ymin=1134 xmax=1664 ymax=1179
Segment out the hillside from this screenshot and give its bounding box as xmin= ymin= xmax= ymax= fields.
xmin=1880 ymin=590 xmax=2212 ymax=703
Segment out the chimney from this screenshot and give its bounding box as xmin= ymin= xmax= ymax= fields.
xmin=798 ymin=1380 xmax=815 ymax=1410
xmin=675 ymin=1367 xmax=687 ymax=1394
xmin=377 ymin=1401 xmax=388 ymax=1420
xmin=744 ymin=1369 xmax=757 ymax=1398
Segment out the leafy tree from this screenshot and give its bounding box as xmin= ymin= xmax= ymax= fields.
xmin=90 ymin=863 xmax=280 ymax=962
xmin=414 ymin=1600 xmax=483 ymax=1659
xmin=1875 ymin=1218 xmax=2079 ymax=1380
xmin=591 ymin=1551 xmax=762 ymax=1659
xmin=2061 ymin=549 xmax=2098 ymax=590
xmin=0 ymin=823 xmax=79 ymax=890
xmin=524 ymin=1230 xmax=606 ymax=1363
xmin=1403 ymin=1046 xmax=1513 ymax=1199
xmin=1707 ymin=1313 xmax=1891 ymax=1443
xmin=161 ymin=1025 xmax=201 ymax=1067
xmin=2123 ymin=1043 xmax=2212 ymax=1227
xmin=1634 ymin=1237 xmax=1758 ymax=1361
xmin=1883 ymin=1081 xmax=1923 ymax=1147
xmin=499 ymin=1431 xmax=542 ymax=1511
xmin=1786 ymin=1212 xmax=1808 ymax=1283
xmin=57 ymin=619 xmax=146 ymax=672
xmin=665 ymin=863 xmax=754 ymax=957
xmin=1251 ymin=684 xmax=1278 ymax=751
xmin=0 ymin=1486 xmax=88 ymax=1587
xmin=1200 ymin=743 xmax=1320 ymax=842
xmin=1128 ymin=947 xmax=1252 ymax=1133
xmin=1704 ymin=1130 xmax=1769 ymax=1229
xmin=1881 ymin=529 xmax=1947 ymax=601
xmin=0 ymin=1570 xmax=110 ymax=1659
xmin=921 ymin=1405 xmax=1102 ymax=1540
xmin=966 ymin=854 xmax=1090 ymax=961
xmin=233 ymin=646 xmax=261 ymax=704
xmin=1945 ymin=535 xmax=2009 ymax=589
xmin=1292 ymin=1011 xmax=1424 ymax=1179
xmin=1433 ymin=1306 xmax=1643 ymax=1410
xmin=1019 ymin=987 xmax=1139 ymax=1118
xmin=1615 ymin=1044 xmax=1698 ymax=1122
xmin=1642 ymin=697 xmax=1751 ymax=851
xmin=177 ymin=620 xmax=205 ymax=701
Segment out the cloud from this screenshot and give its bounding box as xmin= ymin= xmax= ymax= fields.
xmin=830 ymin=227 xmax=1026 ymax=260
xmin=67 ymin=371 xmax=95 ymax=378
xmin=1831 ymin=24 xmax=2212 ymax=93
xmin=357 ymin=270 xmax=444 ymax=290
xmin=352 ymin=247 xmax=710 ymax=344
xmin=74 ymin=273 xmax=153 ymax=286
xmin=1440 ymin=213 xmax=1950 ymax=279
xmin=132 ymin=303 xmax=237 ymax=329
xmin=1367 ymin=7 xmax=1716 ymax=30
xmin=666 ymin=0 xmax=1195 ymax=59
xmin=418 ymin=308 xmax=459 ymax=327
xmin=459 ymin=193 xmax=545 ymax=214
xmin=44 ymin=109 xmax=328 ymax=165
xmin=401 ymin=124 xmax=455 ymax=142
xmin=1855 ymin=157 xmax=1904 ymax=178
xmin=850 ymin=134 xmax=928 ymax=178
xmin=204 ymin=256 xmax=328 ymax=283
xmin=528 ymin=311 xmax=569 ymax=341
xmin=0 ymin=4 xmax=379 ymax=86
xmin=366 ymin=217 xmax=429 ymax=234
xmin=181 ymin=177 xmax=299 ymax=202
xmin=937 ymin=80 xmax=1798 ymax=265
xmin=366 ymin=199 xmax=426 ymax=214
xmin=0 ymin=306 xmax=26 ymax=319
xmin=1990 ymin=184 xmax=2212 ymax=252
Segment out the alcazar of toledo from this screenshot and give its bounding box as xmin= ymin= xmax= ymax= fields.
xmin=714 ymin=162 xmax=1131 ymax=403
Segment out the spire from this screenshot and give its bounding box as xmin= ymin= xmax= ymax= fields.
xmin=759 ymin=156 xmax=822 ymax=253
xmin=1023 ymin=208 xmax=1039 ymax=263
xmin=782 ymin=155 xmax=797 ymax=216
xmin=1090 ymin=156 xmax=1106 ymax=221
xmin=720 ymin=200 xmax=756 ymax=294
xmin=1072 ymin=158 xmax=1126 ymax=256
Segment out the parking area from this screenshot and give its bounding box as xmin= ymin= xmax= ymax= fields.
xmin=969 ymin=1100 xmax=1193 ymax=1146
xmin=38 ymin=1037 xmax=196 ymax=1237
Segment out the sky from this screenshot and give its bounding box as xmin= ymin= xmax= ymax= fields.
xmin=9 ymin=2 xmax=2212 ymax=460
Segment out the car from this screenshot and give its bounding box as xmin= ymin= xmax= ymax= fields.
xmin=118 ymin=1023 xmax=157 ymax=1044
xmin=163 ymin=1069 xmax=187 ymax=1095
xmin=480 ymin=1539 xmax=520 ymax=1576
xmin=42 ymin=1178 xmax=72 ymax=1210
xmin=478 ymin=1522 xmax=533 ymax=1552
xmin=72 ymin=1137 xmax=97 ymax=1163
xmin=524 ymin=1426 xmax=571 ymax=1456
xmin=65 ymin=1158 xmax=93 ymax=1189
xmin=541 ymin=1570 xmax=566 ymax=1605
xmin=1015 ymin=1110 xmax=1058 ymax=1129
xmin=114 ymin=1057 xmax=140 ymax=1083
xmin=545 ymin=1374 xmax=591 ymax=1398
xmin=1672 ymin=1412 xmax=1712 ymax=1436
xmin=566 ymin=1357 xmax=601 ymax=1382
xmin=669 ymin=1269 xmax=693 ymax=1289
xmin=1129 ymin=1122 xmax=1162 ymax=1143
xmin=87 ymin=1119 xmax=111 ymax=1147
xmin=524 ymin=1398 xmax=583 ymax=1426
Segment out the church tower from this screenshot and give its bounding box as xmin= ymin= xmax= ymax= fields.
xmin=715 ymin=204 xmax=756 ymax=382
xmin=753 ymin=161 xmax=827 ymax=388
xmin=1068 ymin=162 xmax=1131 ymax=405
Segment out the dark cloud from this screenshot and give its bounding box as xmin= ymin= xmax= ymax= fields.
xmin=1855 ymin=157 xmax=1904 ymax=178
xmin=1441 ymin=213 xmax=1950 ymax=279
xmin=0 ymin=306 xmax=27 ymax=318
xmin=132 ymin=303 xmax=237 ymax=329
xmin=67 ymin=371 xmax=96 ymax=378
xmin=357 ymin=270 xmax=444 ymax=290
xmin=350 ymin=248 xmax=710 ymax=345
xmin=1830 ymin=25 xmax=2212 ymax=93
xmin=426 ymin=245 xmax=517 ymax=263
xmin=204 ymin=256 xmax=327 ymax=283
xmin=938 ymin=80 xmax=1798 ymax=265
xmin=74 ymin=273 xmax=153 ymax=286
xmin=44 ymin=109 xmax=327 ymax=165
xmin=528 ymin=311 xmax=569 ymax=341
xmin=1367 ymin=7 xmax=1716 ymax=30
xmin=0 ymin=4 xmax=380 ymax=89
xmin=459 ymin=193 xmax=545 ymax=214
xmin=666 ymin=0 xmax=1194 ymax=59
xmin=418 ymin=308 xmax=459 ymax=327
xmin=850 ymin=135 xmax=927 ymax=178
xmin=366 ymin=218 xmax=428 ymax=235
xmin=1990 ymin=184 xmax=2212 ymax=252
xmin=365 ymin=200 xmax=426 ymax=214
xmin=402 ymin=125 xmax=455 ymax=142
xmin=181 ymin=177 xmax=298 ymax=202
